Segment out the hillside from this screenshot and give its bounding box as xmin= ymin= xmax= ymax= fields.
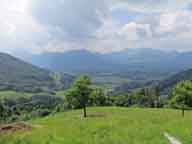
xmin=18 ymin=49 xmax=192 ymax=88
xmin=0 ymin=53 xmax=73 ymax=93
xmin=16 ymin=48 xmax=192 ymax=91
xmin=159 ymin=69 xmax=192 ymax=94
xmin=112 ymin=69 xmax=192 ymax=95
xmin=2 ymin=107 xmax=192 ymax=144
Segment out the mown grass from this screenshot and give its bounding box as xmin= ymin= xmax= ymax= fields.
xmin=1 ymin=107 xmax=192 ymax=144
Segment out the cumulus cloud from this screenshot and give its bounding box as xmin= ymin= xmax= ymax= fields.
xmin=1 ymin=0 xmax=192 ymax=54
xmin=90 ymin=7 xmax=192 ymax=52
xmin=119 ymin=22 xmax=152 ymax=40
xmin=114 ymin=0 xmax=192 ymax=12
xmin=0 ymin=0 xmax=50 ymax=53
xmin=31 ymin=0 xmax=109 ymax=39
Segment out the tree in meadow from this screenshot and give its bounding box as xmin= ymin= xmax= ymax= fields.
xmin=170 ymin=80 xmax=192 ymax=117
xmin=66 ymin=75 xmax=92 ymax=117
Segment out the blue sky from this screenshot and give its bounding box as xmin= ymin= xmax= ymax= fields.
xmin=1 ymin=0 xmax=192 ymax=54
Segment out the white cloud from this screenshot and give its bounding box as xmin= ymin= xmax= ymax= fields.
xmin=33 ymin=9 xmax=192 ymax=53
xmin=119 ymin=22 xmax=152 ymax=40
xmin=91 ymin=8 xmax=192 ymax=52
xmin=114 ymin=0 xmax=192 ymax=12
xmin=0 ymin=0 xmax=49 ymax=53
xmin=32 ymin=0 xmax=109 ymax=39
xmin=1 ymin=0 xmax=192 ymax=54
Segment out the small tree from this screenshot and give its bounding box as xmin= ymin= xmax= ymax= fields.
xmin=66 ymin=76 xmax=92 ymax=117
xmin=170 ymin=80 xmax=192 ymax=117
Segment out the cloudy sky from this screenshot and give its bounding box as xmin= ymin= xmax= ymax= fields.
xmin=1 ymin=0 xmax=192 ymax=54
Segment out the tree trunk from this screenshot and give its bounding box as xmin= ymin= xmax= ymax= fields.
xmin=182 ymin=104 xmax=185 ymax=117
xmin=83 ymin=105 xmax=87 ymax=118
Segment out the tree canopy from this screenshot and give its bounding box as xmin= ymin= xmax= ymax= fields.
xmin=170 ymin=80 xmax=192 ymax=109
xmin=66 ymin=75 xmax=92 ymax=117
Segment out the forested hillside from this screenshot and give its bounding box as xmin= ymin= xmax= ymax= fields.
xmin=159 ymin=69 xmax=192 ymax=94
xmin=0 ymin=53 xmax=73 ymax=93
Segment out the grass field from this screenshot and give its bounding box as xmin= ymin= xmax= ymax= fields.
xmin=0 ymin=90 xmax=64 ymax=99
xmin=0 ymin=91 xmax=33 ymax=98
xmin=1 ymin=107 xmax=192 ymax=144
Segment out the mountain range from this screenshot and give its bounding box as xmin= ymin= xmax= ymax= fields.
xmin=22 ymin=48 xmax=192 ymax=76
xmin=2 ymin=48 xmax=192 ymax=94
xmin=0 ymin=53 xmax=73 ymax=93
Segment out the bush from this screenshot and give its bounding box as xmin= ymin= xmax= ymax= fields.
xmin=0 ymin=95 xmax=65 ymax=123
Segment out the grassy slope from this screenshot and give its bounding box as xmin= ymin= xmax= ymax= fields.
xmin=2 ymin=107 xmax=192 ymax=144
xmin=0 ymin=91 xmax=33 ymax=99
xmin=0 ymin=90 xmax=67 ymax=99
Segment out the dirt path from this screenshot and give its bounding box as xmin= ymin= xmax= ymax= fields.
xmin=0 ymin=122 xmax=32 ymax=133
xmin=164 ymin=132 xmax=182 ymax=144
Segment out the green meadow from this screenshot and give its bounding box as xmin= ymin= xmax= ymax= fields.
xmin=0 ymin=90 xmax=65 ymax=99
xmin=1 ymin=107 xmax=192 ymax=144
xmin=0 ymin=91 xmax=33 ymax=99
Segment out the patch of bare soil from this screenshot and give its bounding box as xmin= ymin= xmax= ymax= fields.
xmin=87 ymin=112 xmax=107 ymax=118
xmin=0 ymin=122 xmax=33 ymax=134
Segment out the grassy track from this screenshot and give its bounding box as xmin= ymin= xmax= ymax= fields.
xmin=1 ymin=107 xmax=192 ymax=144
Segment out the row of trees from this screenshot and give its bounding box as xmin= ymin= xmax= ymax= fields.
xmin=64 ymin=76 xmax=165 ymax=117
xmin=0 ymin=75 xmax=191 ymax=121
xmin=0 ymin=76 xmax=107 ymax=121
xmin=0 ymin=95 xmax=65 ymax=123
xmin=64 ymin=75 xmax=192 ymax=117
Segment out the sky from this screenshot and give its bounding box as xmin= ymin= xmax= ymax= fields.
xmin=1 ymin=0 xmax=192 ymax=54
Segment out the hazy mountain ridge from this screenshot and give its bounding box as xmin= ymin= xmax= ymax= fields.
xmin=30 ymin=50 xmax=114 ymax=73
xmin=24 ymin=48 xmax=192 ymax=75
xmin=14 ymin=48 xmax=192 ymax=93
xmin=159 ymin=69 xmax=192 ymax=94
xmin=0 ymin=53 xmax=73 ymax=92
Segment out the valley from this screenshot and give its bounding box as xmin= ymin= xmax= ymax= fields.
xmin=0 ymin=50 xmax=192 ymax=144
xmin=17 ymin=48 xmax=192 ymax=92
xmin=1 ymin=0 xmax=192 ymax=143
